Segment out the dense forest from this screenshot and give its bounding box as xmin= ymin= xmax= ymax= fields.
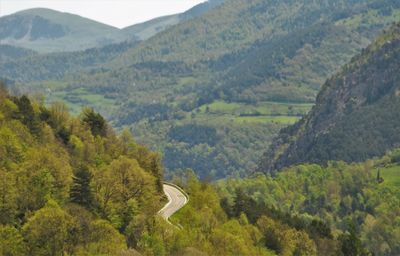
xmin=3 ymin=82 xmax=397 ymax=255
xmin=0 ymin=84 xmax=166 ymax=255
xmin=259 ymin=22 xmax=400 ymax=174
xmin=2 ymin=0 xmax=400 ymax=179
xmin=216 ymin=151 xmax=400 ymax=256
xmin=1 ymin=1 xmax=400 ymax=254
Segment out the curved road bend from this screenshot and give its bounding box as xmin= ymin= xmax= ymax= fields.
xmin=158 ymin=184 xmax=188 ymax=221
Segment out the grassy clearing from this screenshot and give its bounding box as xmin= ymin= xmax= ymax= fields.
xmin=377 ymin=166 xmax=400 ymax=187
xmin=195 ymin=100 xmax=311 ymax=124
xmin=235 ymin=116 xmax=299 ymax=124
xmin=46 ymin=88 xmax=116 ymax=116
xmin=177 ymin=76 xmax=198 ymax=87
xmin=198 ymin=100 xmax=312 ymax=116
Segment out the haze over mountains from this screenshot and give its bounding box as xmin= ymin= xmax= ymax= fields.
xmin=0 ymin=8 xmax=127 ymax=52
xmin=0 ymin=0 xmax=223 ymax=53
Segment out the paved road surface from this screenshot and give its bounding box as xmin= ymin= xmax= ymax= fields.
xmin=159 ymin=184 xmax=188 ymax=221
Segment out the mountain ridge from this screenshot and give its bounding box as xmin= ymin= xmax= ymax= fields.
xmin=259 ymin=22 xmax=400 ymax=173
xmin=0 ymin=2 xmax=223 ymax=53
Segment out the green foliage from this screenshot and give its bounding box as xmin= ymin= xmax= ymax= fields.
xmin=260 ymin=22 xmax=400 ymax=173
xmin=22 ymin=200 xmax=74 ymax=256
xmin=338 ymin=223 xmax=366 ymax=256
xmin=158 ymin=173 xmax=275 ymax=256
xmin=0 ymin=92 xmax=164 ymax=255
xmin=70 ymin=165 xmax=93 ymax=207
xmin=0 ymin=8 xmax=130 ymax=53
xmin=82 ymin=108 xmax=107 ymax=137
xmin=2 ymin=0 xmax=400 ymax=179
xmin=0 ymin=225 xmax=26 ymax=256
xmin=218 ymin=155 xmax=400 ymax=255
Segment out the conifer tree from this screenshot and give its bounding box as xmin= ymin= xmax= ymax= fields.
xmin=70 ymin=166 xmax=93 ymax=207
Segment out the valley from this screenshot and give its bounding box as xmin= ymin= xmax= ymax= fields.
xmin=3 ymin=0 xmax=400 ymax=179
xmin=0 ymin=0 xmax=400 ymax=255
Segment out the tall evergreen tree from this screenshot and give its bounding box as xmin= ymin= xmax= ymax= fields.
xmin=70 ymin=166 xmax=93 ymax=207
xmin=13 ymin=95 xmax=41 ymax=136
xmin=82 ymin=108 xmax=107 ymax=137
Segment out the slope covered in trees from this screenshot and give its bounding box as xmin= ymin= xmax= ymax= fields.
xmin=259 ymin=22 xmax=400 ymax=173
xmin=2 ymin=0 xmax=400 ymax=179
xmin=0 ymin=8 xmax=130 ymax=53
xmin=123 ymin=0 xmax=224 ymax=41
xmin=0 ymin=2 xmax=224 ymax=53
xmin=216 ymin=150 xmax=400 ymax=255
xmin=0 ymin=83 xmax=399 ymax=254
xmin=0 ymin=84 xmax=166 ymax=255
xmin=0 ymin=85 xmax=304 ymax=255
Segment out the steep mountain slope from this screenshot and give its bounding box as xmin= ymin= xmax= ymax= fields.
xmin=0 ymin=86 xmax=165 ymax=255
xmin=259 ymin=23 xmax=400 ymax=173
xmin=0 ymin=8 xmax=129 ymax=52
xmin=3 ymin=0 xmax=400 ymax=179
xmin=76 ymin=0 xmax=400 ymax=178
xmin=0 ymin=41 xmax=138 ymax=82
xmin=123 ymin=14 xmax=181 ymax=41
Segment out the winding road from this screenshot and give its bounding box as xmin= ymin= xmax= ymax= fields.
xmin=158 ymin=183 xmax=188 ymax=223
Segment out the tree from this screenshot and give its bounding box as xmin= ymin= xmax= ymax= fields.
xmin=13 ymin=95 xmax=41 ymax=136
xmin=338 ymin=223 xmax=364 ymax=256
xmin=376 ymin=169 xmax=384 ymax=183
xmin=232 ymin=188 xmax=258 ymax=221
xmin=17 ymin=147 xmax=73 ymax=212
xmin=149 ymin=155 xmax=164 ymax=193
xmin=93 ymin=156 xmax=157 ymax=230
xmin=70 ymin=166 xmax=93 ymax=207
xmin=82 ymin=108 xmax=107 ymax=137
xmin=0 ymin=225 xmax=26 ymax=256
xmin=0 ymin=169 xmax=17 ymax=225
xmin=78 ymin=220 xmax=127 ymax=255
xmin=22 ymin=200 xmax=74 ymax=256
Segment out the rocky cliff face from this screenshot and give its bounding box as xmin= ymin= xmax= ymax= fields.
xmin=259 ymin=23 xmax=400 ymax=174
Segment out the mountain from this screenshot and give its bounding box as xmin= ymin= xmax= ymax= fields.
xmin=76 ymin=0 xmax=400 ymax=179
xmin=259 ymin=22 xmax=400 ymax=174
xmin=122 ymin=14 xmax=181 ymax=41
xmin=123 ymin=0 xmax=224 ymax=41
xmin=0 ymin=8 xmax=130 ymax=53
xmin=0 ymin=45 xmax=37 ymax=62
xmin=0 ymin=41 xmax=138 ymax=83
xmin=0 ymin=2 xmax=224 ymax=53
xmin=2 ymin=0 xmax=400 ymax=179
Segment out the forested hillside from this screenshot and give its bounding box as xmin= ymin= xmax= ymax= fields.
xmin=123 ymin=0 xmax=224 ymax=41
xmin=0 ymin=45 xmax=37 ymax=62
xmin=0 ymin=84 xmax=166 ymax=255
xmin=0 ymin=84 xmax=308 ymax=255
xmin=3 ymin=1 xmax=400 ymax=255
xmin=259 ymin=22 xmax=400 ymax=173
xmin=1 ymin=80 xmax=399 ymax=254
xmin=0 ymin=2 xmax=223 ymax=53
xmin=0 ymin=8 xmax=130 ymax=53
xmin=216 ymin=150 xmax=400 ymax=255
xmin=2 ymin=0 xmax=400 ymax=179
xmin=0 ymin=41 xmax=138 ymax=83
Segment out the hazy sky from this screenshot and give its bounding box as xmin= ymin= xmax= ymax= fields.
xmin=0 ymin=0 xmax=206 ymax=28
